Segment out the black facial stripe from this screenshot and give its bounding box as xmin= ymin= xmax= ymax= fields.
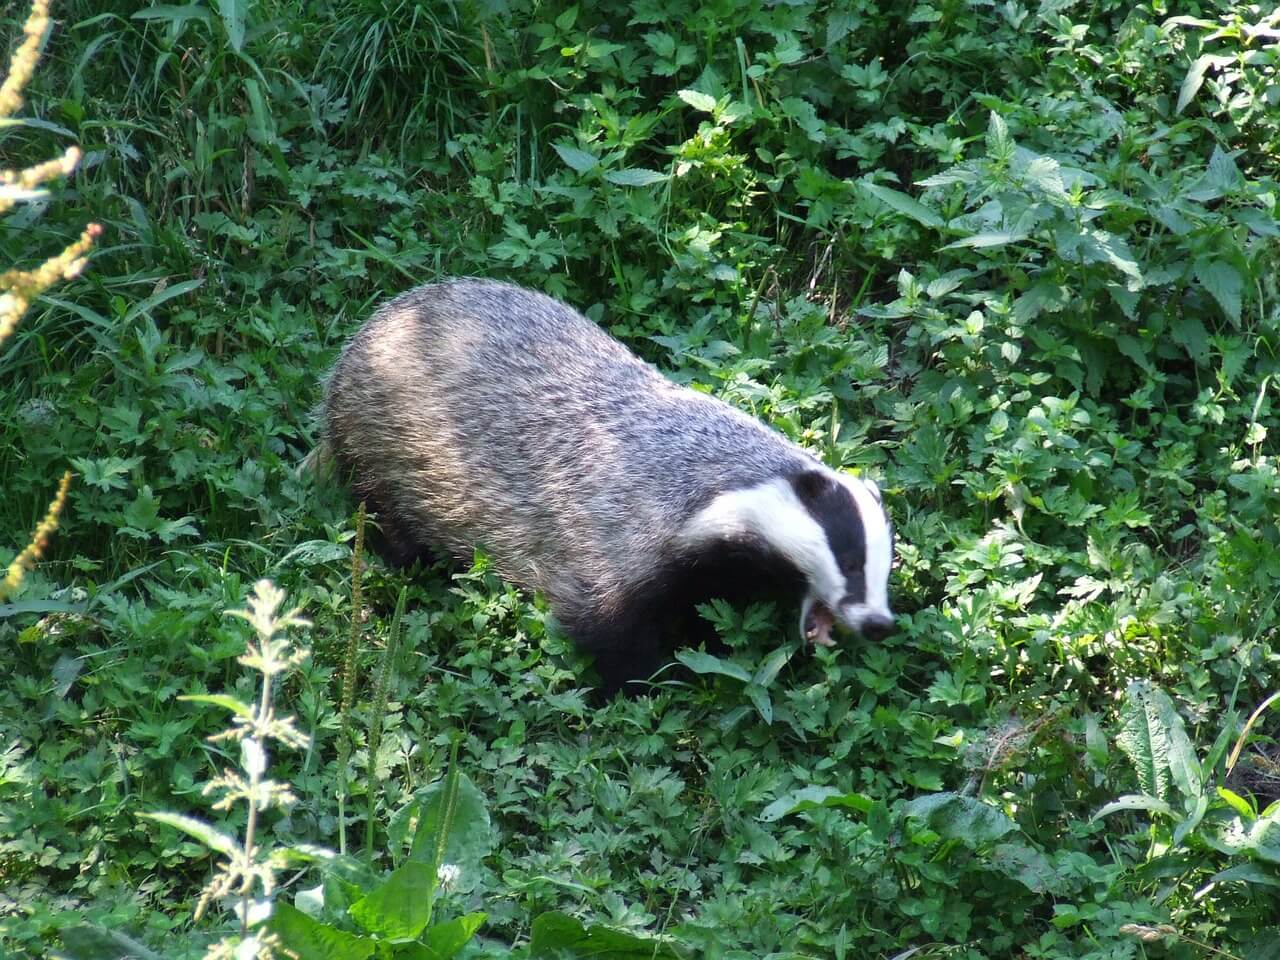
xmin=789 ymin=470 xmax=866 ymax=586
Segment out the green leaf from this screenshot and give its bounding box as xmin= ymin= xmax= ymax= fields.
xmin=942 ymin=229 xmax=1027 ymax=250
xmin=1170 ymin=313 xmax=1211 ymax=364
xmin=268 ymin=902 xmax=375 ymax=960
xmin=407 ymin=772 xmax=493 ymax=875
xmin=751 ymin=646 xmax=793 ymax=688
xmin=859 ymin=181 xmax=944 ymax=228
xmin=139 ymin=812 xmax=239 ymax=856
xmin=744 ymin=683 xmax=772 ymax=724
xmin=1194 ymin=257 xmax=1243 ymax=325
xmin=674 ymin=650 xmax=752 ymax=683
xmin=348 ymin=862 xmax=435 ymax=939
xmin=989 ymin=842 xmax=1061 ymax=893
xmin=177 ymin=693 xmax=255 ymax=719
xmin=58 ymin=923 xmax=165 ymax=960
xmin=552 ymin=143 xmax=599 ymax=173
xmin=529 ymin=911 xmax=686 ymax=959
xmin=1091 ymin=794 xmax=1176 ymax=820
xmin=603 ymin=168 xmax=668 ymax=186
xmin=215 ymin=0 xmax=245 ymax=51
xmin=901 ymin=792 xmax=1017 ymax=845
xmin=759 ymin=786 xmax=873 ymax=822
xmin=1116 ymin=680 xmax=1203 ymax=803
xmin=677 ymin=88 xmax=717 ymax=113
xmin=1177 ymin=54 xmax=1217 ymax=114
xmin=416 ymin=913 xmax=486 ymax=960
xmin=122 ymin=278 xmax=204 ymax=324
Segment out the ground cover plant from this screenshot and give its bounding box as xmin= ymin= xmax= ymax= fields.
xmin=2 ymin=0 xmax=1279 ymax=956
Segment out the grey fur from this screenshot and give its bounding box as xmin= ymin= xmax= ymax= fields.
xmin=324 ymin=279 xmax=872 ymax=660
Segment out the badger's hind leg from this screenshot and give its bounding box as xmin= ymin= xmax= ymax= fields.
xmin=353 ymin=482 xmax=437 ymax=570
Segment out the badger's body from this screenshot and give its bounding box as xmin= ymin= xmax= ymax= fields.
xmin=324 ymin=279 xmax=893 ymax=693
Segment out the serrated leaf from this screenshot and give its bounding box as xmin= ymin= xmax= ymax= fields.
xmin=859 ymin=181 xmax=944 ymax=228
xmin=759 ymin=786 xmax=873 ymax=822
xmin=675 ymin=650 xmax=752 ymax=683
xmin=677 ymin=89 xmax=717 ymax=113
xmin=139 ymin=811 xmax=239 ymax=856
xmin=267 ymin=902 xmax=375 ymax=960
xmin=1194 ymin=257 xmax=1243 ymax=325
xmin=603 ymin=168 xmax=668 ymax=186
xmin=901 ymin=792 xmax=1017 ymax=845
xmin=1012 ymin=280 xmax=1069 ymax=323
xmin=552 ymin=143 xmax=599 ymax=173
xmin=1170 ymin=313 xmax=1211 ymax=364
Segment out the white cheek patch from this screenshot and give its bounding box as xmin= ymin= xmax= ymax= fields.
xmin=841 ymin=475 xmax=893 ymax=615
xmin=679 ymin=477 xmax=846 ymax=605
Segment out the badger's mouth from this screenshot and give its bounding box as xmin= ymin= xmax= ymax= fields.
xmin=802 ymin=599 xmax=838 ymax=648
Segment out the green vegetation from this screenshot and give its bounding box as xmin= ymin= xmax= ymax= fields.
xmin=3 ymin=0 xmax=1279 ymax=956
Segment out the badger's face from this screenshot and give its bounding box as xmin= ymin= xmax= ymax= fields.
xmin=787 ymin=470 xmax=895 ymax=648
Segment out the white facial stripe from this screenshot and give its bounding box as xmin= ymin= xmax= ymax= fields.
xmin=842 ymin=476 xmax=892 ymax=614
xmin=679 ymin=478 xmax=845 ymax=604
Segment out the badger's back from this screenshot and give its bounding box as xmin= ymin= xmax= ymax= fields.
xmin=324 ymin=279 xmax=813 ymax=619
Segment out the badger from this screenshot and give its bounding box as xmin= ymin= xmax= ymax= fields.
xmin=323 ymin=278 xmax=894 ymax=695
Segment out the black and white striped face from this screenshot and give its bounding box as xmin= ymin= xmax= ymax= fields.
xmin=786 ymin=471 xmax=894 ymax=647
xmin=678 ymin=469 xmax=895 ymax=647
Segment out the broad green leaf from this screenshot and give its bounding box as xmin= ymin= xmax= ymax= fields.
xmin=552 ymin=143 xmax=599 ymax=173
xmin=942 ymin=229 xmax=1027 ymax=250
xmin=1170 ymin=313 xmax=1211 ymax=364
xmin=759 ymin=786 xmax=873 ymax=822
xmin=901 ymin=792 xmax=1016 ymax=845
xmin=1091 ymin=794 xmax=1176 ymax=820
xmin=603 ymin=168 xmax=668 ymax=186
xmin=1177 ymin=54 xmax=1221 ymax=114
xmin=407 ymin=772 xmax=493 ymax=874
xmin=57 ymin=923 xmax=165 ymax=960
xmin=348 ymin=862 xmax=434 ymax=939
xmin=989 ymin=842 xmax=1061 ymax=893
xmin=1194 ymin=257 xmax=1243 ymax=325
xmin=1116 ymin=681 xmax=1202 ymax=803
xmin=674 ymin=650 xmax=752 ymax=683
xmin=268 ymin=902 xmax=375 ymax=960
xmin=1208 ymin=863 xmax=1280 ymax=888
xmin=677 ymin=89 xmax=717 ymax=113
xmin=859 ymin=181 xmax=944 ymax=229
xmin=413 ymin=913 xmax=487 ymax=960
xmin=139 ymin=811 xmax=239 ymax=856
xmin=1217 ymin=787 xmax=1255 ymax=820
xmin=529 ymin=911 xmax=686 ymax=959
xmin=130 ymin=4 xmax=212 ymax=25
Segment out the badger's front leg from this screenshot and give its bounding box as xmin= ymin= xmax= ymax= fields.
xmin=560 ymin=604 xmax=663 ymax=700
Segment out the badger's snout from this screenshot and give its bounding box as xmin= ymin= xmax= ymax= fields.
xmin=856 ymin=610 xmax=895 ymax=641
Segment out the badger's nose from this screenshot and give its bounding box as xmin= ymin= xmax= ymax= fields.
xmin=860 ymin=612 xmax=895 ymax=641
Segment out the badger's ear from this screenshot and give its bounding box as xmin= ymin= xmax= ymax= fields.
xmin=789 ymin=470 xmax=833 ymax=505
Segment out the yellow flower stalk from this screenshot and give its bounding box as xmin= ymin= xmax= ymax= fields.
xmin=2 ymin=470 xmax=72 ymax=598
xmin=0 ymin=0 xmax=49 ymax=120
xmin=0 ymin=221 xmax=100 ymax=346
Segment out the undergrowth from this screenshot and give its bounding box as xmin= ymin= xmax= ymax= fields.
xmin=2 ymin=0 xmax=1279 ymax=957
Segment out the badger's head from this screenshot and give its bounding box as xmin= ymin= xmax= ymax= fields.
xmin=679 ymin=468 xmax=895 ymax=648
xmin=784 ymin=470 xmax=894 ymax=648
